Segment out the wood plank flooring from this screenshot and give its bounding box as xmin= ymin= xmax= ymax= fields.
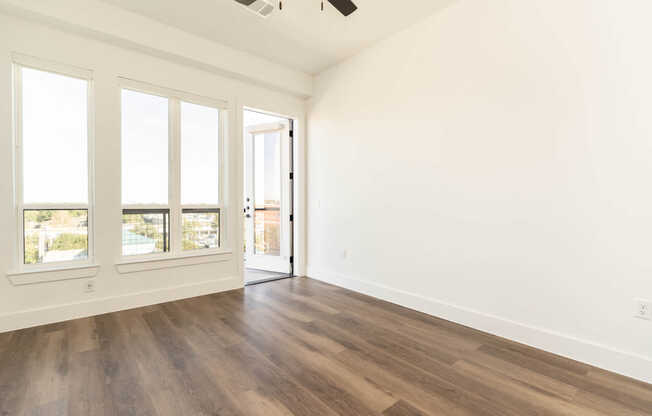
xmin=1 ymin=277 xmax=651 ymax=415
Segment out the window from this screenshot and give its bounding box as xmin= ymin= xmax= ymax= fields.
xmin=180 ymin=101 xmax=221 ymax=251
xmin=121 ymin=82 xmax=224 ymax=257
xmin=14 ymin=61 xmax=93 ymax=266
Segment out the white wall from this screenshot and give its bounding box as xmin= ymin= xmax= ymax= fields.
xmin=0 ymin=12 xmax=306 ymax=331
xmin=307 ymin=0 xmax=652 ymax=382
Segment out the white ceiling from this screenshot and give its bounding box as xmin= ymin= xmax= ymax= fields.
xmin=99 ymin=0 xmax=456 ymax=74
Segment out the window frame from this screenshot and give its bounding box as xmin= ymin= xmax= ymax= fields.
xmin=12 ymin=54 xmax=95 ymax=271
xmin=119 ymin=78 xmax=227 ymax=261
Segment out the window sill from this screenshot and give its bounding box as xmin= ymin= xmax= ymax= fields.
xmin=115 ymin=250 xmax=233 ymax=274
xmin=6 ymin=264 xmax=100 ymax=286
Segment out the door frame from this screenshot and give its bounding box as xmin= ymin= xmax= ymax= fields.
xmin=239 ymin=106 xmax=304 ymax=285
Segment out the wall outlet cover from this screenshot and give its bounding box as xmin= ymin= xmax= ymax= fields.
xmin=635 ymin=299 xmax=652 ymax=320
xmin=84 ymin=280 xmax=96 ymax=293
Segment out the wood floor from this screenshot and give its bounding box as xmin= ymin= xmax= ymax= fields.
xmin=1 ymin=277 xmax=651 ymax=416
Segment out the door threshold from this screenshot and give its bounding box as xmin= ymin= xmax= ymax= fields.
xmin=245 ymin=275 xmax=293 ymax=286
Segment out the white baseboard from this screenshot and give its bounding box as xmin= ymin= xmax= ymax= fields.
xmin=0 ymin=275 xmax=242 ymax=333
xmin=306 ymin=267 xmax=652 ymax=385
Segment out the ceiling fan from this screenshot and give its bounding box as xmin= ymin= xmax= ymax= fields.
xmin=320 ymin=0 xmax=358 ymax=16
xmin=234 ymin=0 xmax=357 ymax=17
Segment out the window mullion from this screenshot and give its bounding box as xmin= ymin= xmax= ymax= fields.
xmin=23 ymin=203 xmax=89 ymax=210
xmin=170 ymin=98 xmax=182 ymax=256
xmin=87 ymin=77 xmax=96 ymax=266
xmin=122 ymin=204 xmax=170 ymax=210
xmin=218 ymin=109 xmax=226 ymax=248
xmin=13 ymin=64 xmax=24 ymax=268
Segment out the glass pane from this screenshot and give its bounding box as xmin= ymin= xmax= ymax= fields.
xmin=22 ymin=68 xmax=88 ymax=204
xmin=182 ymin=210 xmax=220 ymax=250
xmin=254 ymin=209 xmax=280 ymax=256
xmin=253 ymin=131 xmax=281 ymax=256
xmin=24 ymin=210 xmax=88 ymax=264
xmin=181 ymin=101 xmax=219 ymax=205
xmin=254 ymin=132 xmax=281 ymax=209
xmin=121 ymin=210 xmax=169 ymax=255
xmin=121 ymin=89 xmax=168 ymax=205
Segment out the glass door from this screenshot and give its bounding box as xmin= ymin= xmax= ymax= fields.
xmin=244 ymin=122 xmax=291 ymax=274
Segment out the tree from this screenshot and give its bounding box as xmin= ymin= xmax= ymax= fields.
xmin=50 ymin=234 xmax=87 ymax=251
xmin=24 ymin=234 xmax=40 ymax=264
xmin=24 ymin=210 xmax=53 ymax=224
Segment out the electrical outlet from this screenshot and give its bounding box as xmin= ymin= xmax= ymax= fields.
xmin=84 ymin=280 xmax=96 ymax=293
xmin=635 ymin=299 xmax=652 ymax=320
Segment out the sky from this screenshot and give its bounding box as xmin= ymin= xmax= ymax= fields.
xmin=22 ymin=67 xmax=88 ymax=204
xmin=121 ymin=89 xmax=169 ymax=205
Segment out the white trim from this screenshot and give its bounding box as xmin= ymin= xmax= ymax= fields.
xmin=169 ymin=98 xmax=181 ymax=255
xmin=22 ymin=203 xmax=89 ymax=209
xmin=116 ymin=251 xmax=233 ymax=274
xmin=0 ymin=275 xmax=242 ymax=333
xmin=12 ymin=61 xmax=22 ymax=271
xmin=181 ymin=204 xmax=224 ymax=210
xmin=306 ymin=268 xmax=652 ymax=385
xmin=87 ymin=74 xmax=97 ymax=272
xmin=235 ymin=99 xmax=245 ymax=283
xmin=218 ymin=106 xmax=226 ymax=207
xmin=219 ymin=107 xmax=230 ymax=249
xmin=11 ymin=52 xmax=93 ymax=80
xmin=122 ymin=204 xmax=171 ymax=210
xmin=6 ymin=264 xmax=99 ymax=286
xmin=294 ymin=116 xmax=306 ymax=276
xmin=246 ymin=122 xmax=285 ymax=134
xmin=118 ymin=77 xmax=228 ymax=110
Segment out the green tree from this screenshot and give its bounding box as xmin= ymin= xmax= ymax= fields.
xmin=24 ymin=210 xmax=53 ymax=224
xmin=24 ymin=234 xmax=40 ymax=264
xmin=50 ymin=234 xmax=87 ymax=251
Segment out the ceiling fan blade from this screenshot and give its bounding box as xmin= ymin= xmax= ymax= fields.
xmin=327 ymin=0 xmax=357 ymax=16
